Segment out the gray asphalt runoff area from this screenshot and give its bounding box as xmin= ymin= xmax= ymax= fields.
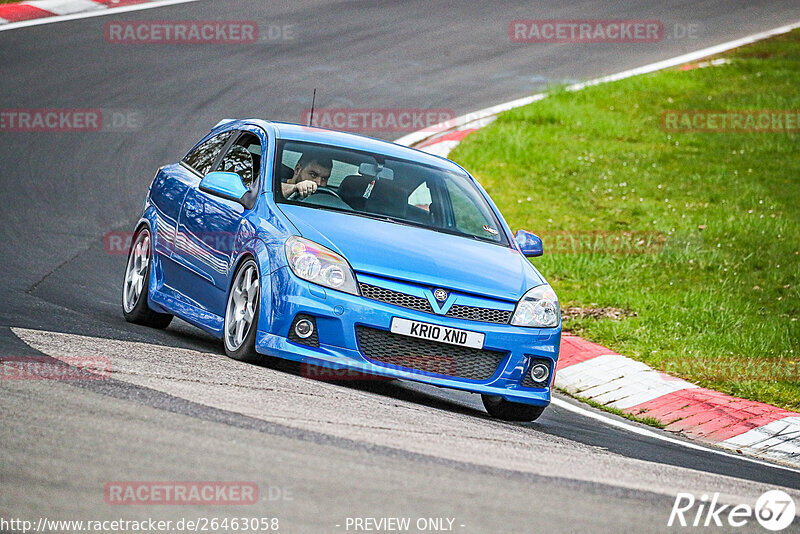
xmin=1 ymin=1 xmax=800 ymax=533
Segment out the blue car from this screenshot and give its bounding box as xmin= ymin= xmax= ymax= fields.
xmin=122 ymin=120 xmax=561 ymax=421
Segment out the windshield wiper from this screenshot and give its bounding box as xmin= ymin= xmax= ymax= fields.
xmin=369 ymin=213 xmax=502 ymax=243
xmin=360 ymin=212 xmax=425 ymax=230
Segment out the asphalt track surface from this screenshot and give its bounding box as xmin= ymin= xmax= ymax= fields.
xmin=2 ymin=1 xmax=800 ymax=532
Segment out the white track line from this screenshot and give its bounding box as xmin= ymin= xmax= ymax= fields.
xmin=0 ymin=0 xmax=203 ymax=32
xmin=550 ymin=398 xmax=800 ymax=475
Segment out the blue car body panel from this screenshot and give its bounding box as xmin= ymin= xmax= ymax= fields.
xmin=134 ymin=120 xmax=561 ymax=406
xmin=277 ymin=204 xmax=543 ymax=301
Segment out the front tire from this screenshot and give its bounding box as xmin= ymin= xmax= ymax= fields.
xmin=122 ymin=227 xmax=173 ymax=329
xmin=482 ymin=395 xmax=545 ymax=422
xmin=223 ymin=258 xmax=261 ymax=362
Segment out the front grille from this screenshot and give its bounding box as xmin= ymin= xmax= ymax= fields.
xmin=446 ymin=304 xmax=512 ymax=324
xmin=359 ymin=283 xmax=433 ymax=314
xmin=355 ymin=326 xmax=505 ymax=381
xmin=359 ymin=282 xmax=511 ymax=324
xmin=520 ymin=372 xmax=541 ymax=389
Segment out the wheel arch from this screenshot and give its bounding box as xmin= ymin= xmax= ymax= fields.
xmin=132 ymin=217 xmax=151 ymax=240
xmin=228 ymin=238 xmax=273 ymax=336
xmin=122 ymin=218 xmax=172 ymax=323
xmin=130 ymin=215 xmax=172 ymax=314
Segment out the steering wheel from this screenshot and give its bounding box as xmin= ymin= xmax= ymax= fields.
xmin=288 ymin=186 xmax=343 ymax=202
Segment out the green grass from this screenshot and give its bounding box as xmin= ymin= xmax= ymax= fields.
xmin=451 ymin=30 xmax=800 ymax=411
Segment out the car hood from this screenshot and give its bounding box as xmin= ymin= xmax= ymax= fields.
xmin=278 ymin=204 xmax=544 ymax=301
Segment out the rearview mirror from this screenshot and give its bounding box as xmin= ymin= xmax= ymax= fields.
xmin=199 ymin=171 xmax=248 ymax=205
xmin=515 ymin=230 xmax=543 ymax=257
xmin=358 ymin=162 xmax=394 ymax=180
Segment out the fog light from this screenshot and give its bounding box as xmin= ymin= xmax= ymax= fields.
xmin=530 ymin=362 xmax=550 ymax=383
xmin=295 ymin=319 xmax=314 ymax=339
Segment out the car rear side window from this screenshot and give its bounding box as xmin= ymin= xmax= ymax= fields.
xmin=182 ymin=131 xmax=233 ymax=176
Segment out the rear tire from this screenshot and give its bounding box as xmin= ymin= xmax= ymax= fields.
xmin=122 ymin=227 xmax=173 ymax=329
xmin=223 ymin=258 xmax=261 ymax=363
xmin=482 ymin=395 xmax=545 ymax=422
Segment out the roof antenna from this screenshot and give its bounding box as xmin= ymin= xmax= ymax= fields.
xmin=308 ymin=88 xmax=317 ymax=127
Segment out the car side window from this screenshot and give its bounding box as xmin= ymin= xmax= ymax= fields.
xmin=182 ymin=131 xmax=233 ymax=176
xmin=215 ymin=132 xmax=262 ymax=189
xmin=445 ymin=178 xmax=502 ymax=242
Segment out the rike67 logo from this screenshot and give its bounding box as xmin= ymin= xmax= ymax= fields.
xmin=669 ymin=490 xmax=796 ymax=531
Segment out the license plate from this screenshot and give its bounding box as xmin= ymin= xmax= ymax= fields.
xmin=389 ymin=317 xmax=485 ymax=349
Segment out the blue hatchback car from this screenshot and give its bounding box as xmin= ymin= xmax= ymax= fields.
xmin=122 ymin=120 xmax=561 ymax=421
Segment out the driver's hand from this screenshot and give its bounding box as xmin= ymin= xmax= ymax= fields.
xmin=295 ymin=180 xmax=318 ymax=198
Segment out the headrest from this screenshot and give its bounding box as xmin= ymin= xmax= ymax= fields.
xmin=338 ymin=175 xmax=371 ymax=210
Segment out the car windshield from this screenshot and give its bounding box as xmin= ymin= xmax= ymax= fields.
xmin=274 ymin=140 xmax=508 ymax=246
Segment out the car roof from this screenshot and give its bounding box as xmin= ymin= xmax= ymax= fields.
xmin=237 ymin=119 xmax=468 ymax=176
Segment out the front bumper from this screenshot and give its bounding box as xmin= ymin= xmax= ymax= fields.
xmin=255 ymin=267 xmax=561 ymax=406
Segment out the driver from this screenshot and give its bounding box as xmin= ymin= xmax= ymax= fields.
xmin=281 ymin=153 xmax=333 ymax=198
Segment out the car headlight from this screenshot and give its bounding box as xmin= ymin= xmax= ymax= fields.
xmin=511 ymin=284 xmax=560 ymax=328
xmin=285 ymin=236 xmax=358 ymax=295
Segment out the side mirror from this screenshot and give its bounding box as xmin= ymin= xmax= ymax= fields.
xmin=515 ymin=230 xmax=543 ymax=257
xmin=199 ymin=171 xmax=248 ymax=205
